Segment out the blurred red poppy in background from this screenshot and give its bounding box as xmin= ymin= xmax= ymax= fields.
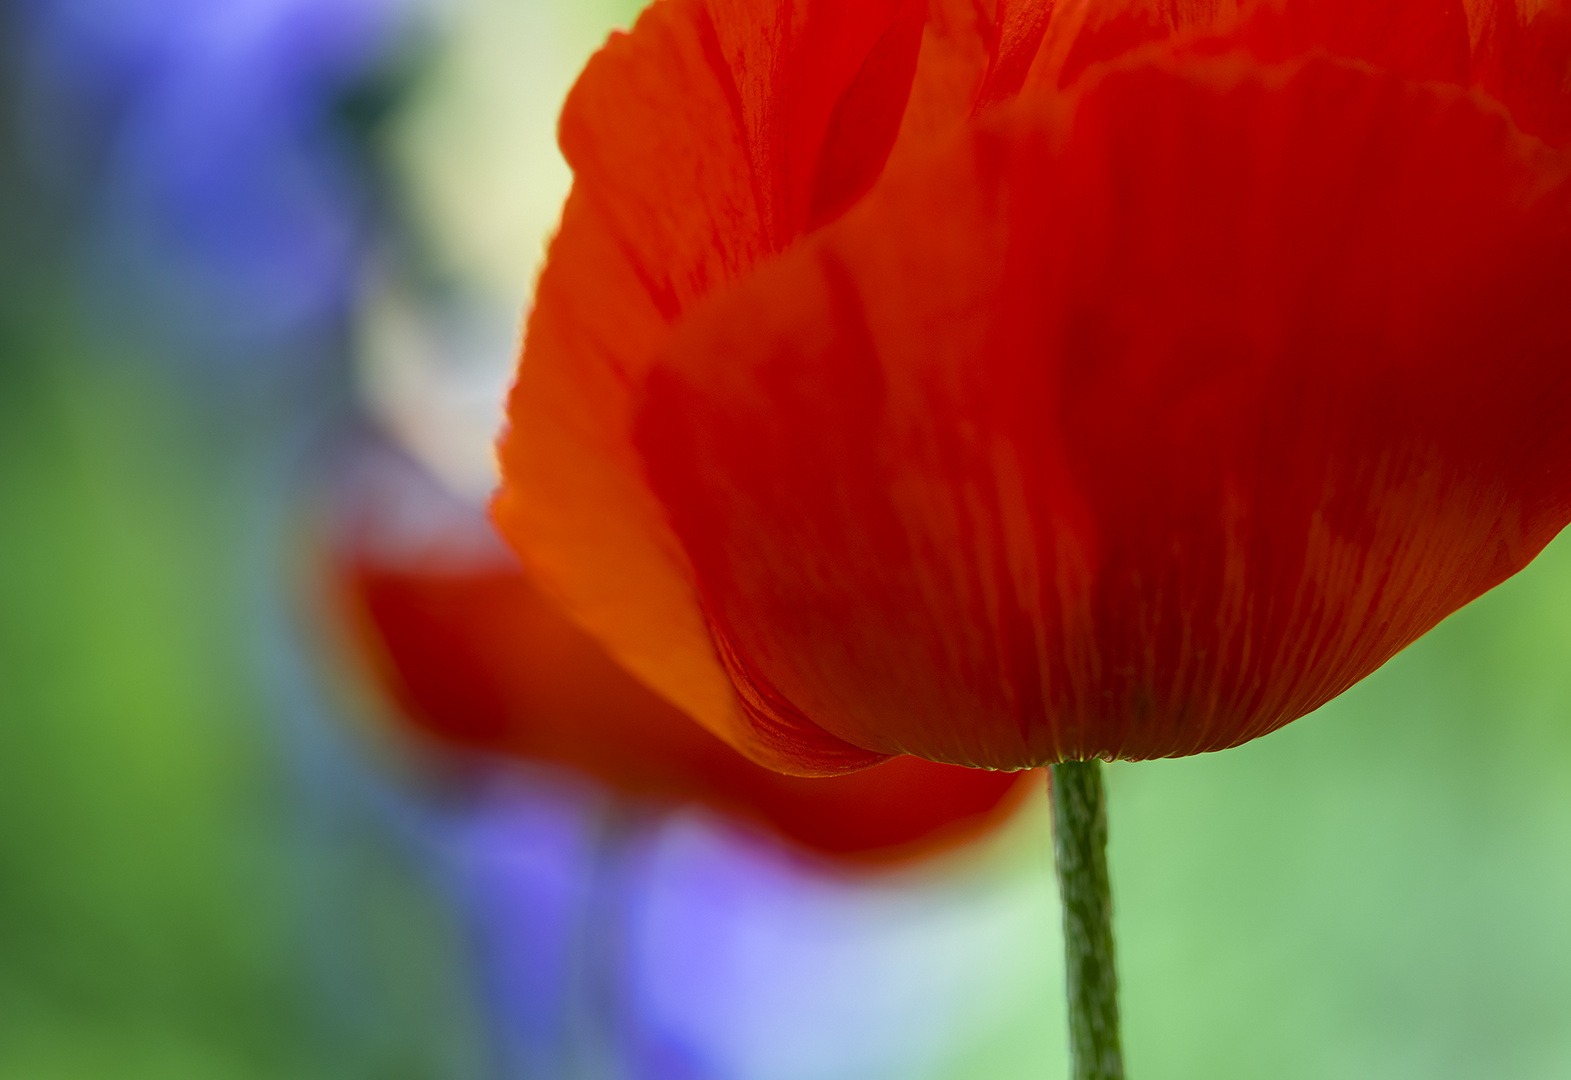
xmin=332 ymin=449 xmax=1028 ymax=861
xmin=497 ymin=0 xmax=1571 ymax=774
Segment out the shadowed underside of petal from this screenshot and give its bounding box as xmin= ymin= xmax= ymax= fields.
xmin=497 ymin=0 xmax=1052 ymax=774
xmin=638 ymin=53 xmax=1571 ymax=770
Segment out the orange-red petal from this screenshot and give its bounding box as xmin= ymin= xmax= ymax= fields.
xmin=338 ymin=458 xmax=1029 ymax=860
xmin=1239 ymin=0 xmax=1472 ymax=82
xmin=893 ymin=0 xmax=1055 ymax=153
xmin=1030 ymin=0 xmax=1472 ymax=89
xmin=1032 ymin=0 xmax=1568 ymax=149
xmin=636 ymin=52 xmax=1571 ymax=770
xmin=1470 ymin=0 xmax=1571 ymax=147
xmin=497 ymin=0 xmax=1052 ymax=773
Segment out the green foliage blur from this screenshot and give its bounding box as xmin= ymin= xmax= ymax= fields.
xmin=1109 ymin=529 xmax=1571 ymax=1080
xmin=0 ymin=18 xmax=482 ymax=1079
xmin=0 ymin=335 xmax=487 ymax=1080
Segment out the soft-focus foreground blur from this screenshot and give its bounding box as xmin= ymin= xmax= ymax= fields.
xmin=3 ymin=2 xmax=1571 ymax=1079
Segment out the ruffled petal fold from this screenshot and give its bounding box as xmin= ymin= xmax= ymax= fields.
xmin=497 ymin=0 xmax=1052 ymax=773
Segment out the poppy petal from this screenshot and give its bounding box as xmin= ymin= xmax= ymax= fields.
xmin=498 ymin=0 xmax=1053 ymax=773
xmin=1471 ymin=0 xmax=1571 ymax=147
xmin=1241 ymin=0 xmax=1472 ymax=83
xmin=1030 ymin=0 xmax=1472 ymax=89
xmin=497 ymin=0 xmax=951 ymax=773
xmin=885 ymin=0 xmax=1054 ymax=174
xmin=637 ymin=52 xmax=1571 ymax=770
xmin=339 ymin=456 xmax=1029 ymax=860
xmin=1031 ymin=0 xmax=1192 ymax=90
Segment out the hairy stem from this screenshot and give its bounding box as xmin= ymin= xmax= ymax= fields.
xmin=1050 ymin=760 xmax=1125 ymax=1080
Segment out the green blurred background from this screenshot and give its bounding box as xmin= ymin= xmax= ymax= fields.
xmin=0 ymin=285 xmax=483 ymax=1080
xmin=2 ymin=0 xmax=1569 ymax=1077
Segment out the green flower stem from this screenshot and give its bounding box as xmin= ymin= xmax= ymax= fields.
xmin=1050 ymin=760 xmax=1126 ymax=1080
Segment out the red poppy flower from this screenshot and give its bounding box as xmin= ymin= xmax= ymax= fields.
xmin=496 ymin=0 xmax=1571 ymax=774
xmin=333 ymin=450 xmax=1028 ymax=859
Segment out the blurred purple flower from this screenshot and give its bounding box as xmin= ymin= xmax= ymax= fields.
xmin=435 ymin=766 xmax=1058 ymax=1080
xmin=20 ymin=0 xmax=415 ymax=359
xmin=445 ymin=770 xmax=614 ymax=1079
